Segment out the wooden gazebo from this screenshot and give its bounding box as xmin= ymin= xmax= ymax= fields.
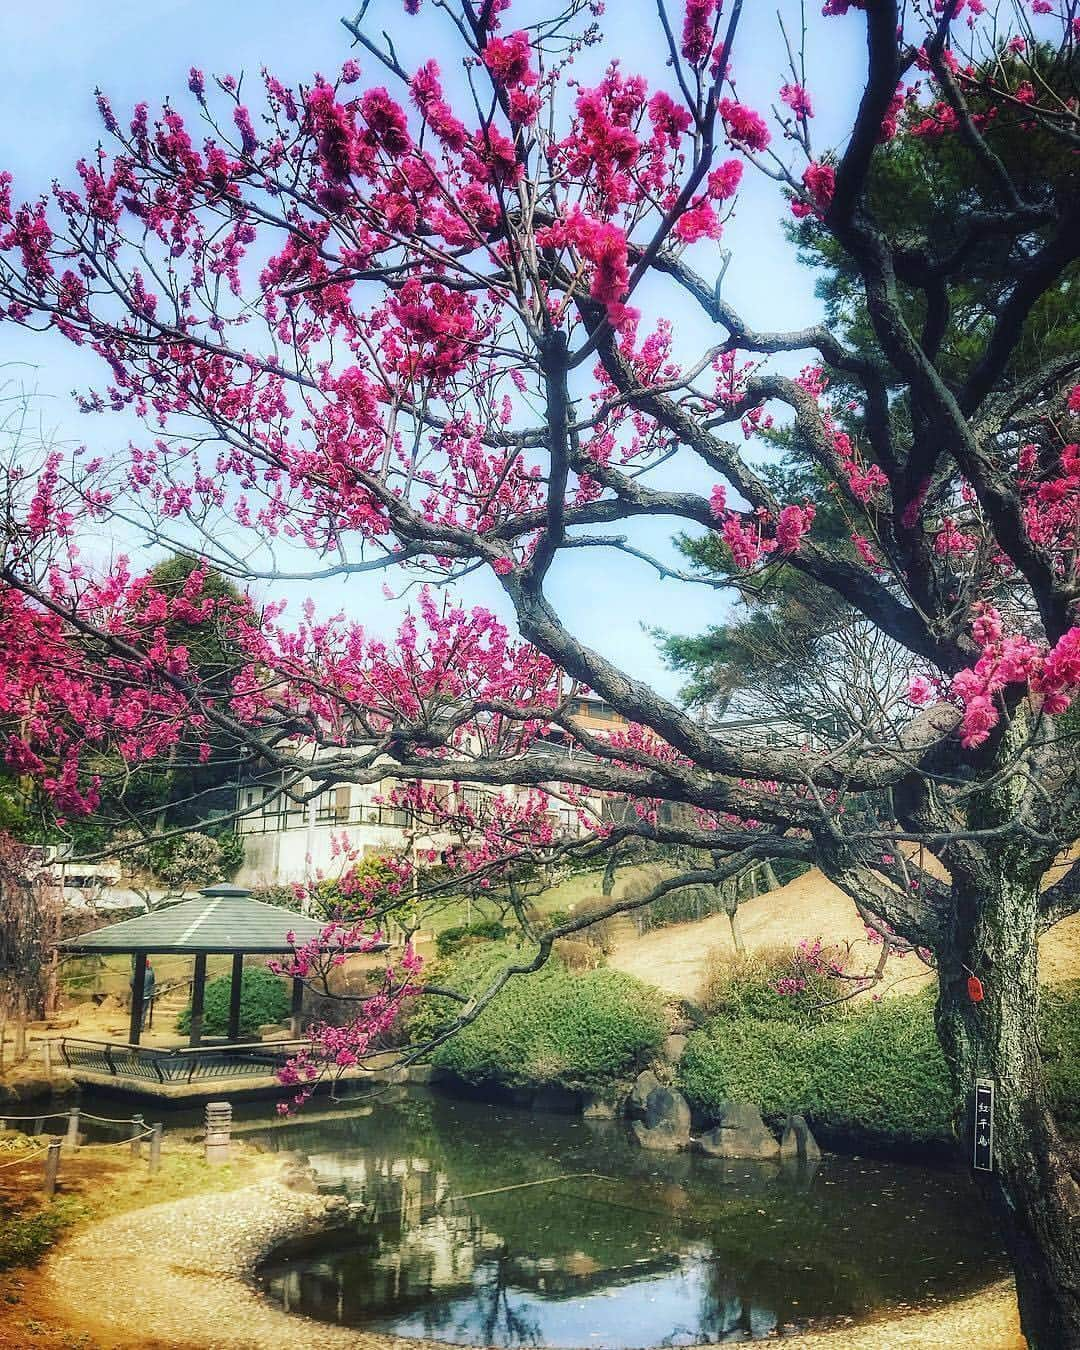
xmin=59 ymin=884 xmax=355 ymax=1047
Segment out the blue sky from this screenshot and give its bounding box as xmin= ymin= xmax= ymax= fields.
xmin=0 ymin=1 xmax=866 ymax=700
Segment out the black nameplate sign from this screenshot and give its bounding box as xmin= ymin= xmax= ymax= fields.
xmin=973 ymin=1078 xmax=994 ymax=1172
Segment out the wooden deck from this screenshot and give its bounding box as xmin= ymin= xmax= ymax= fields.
xmin=54 ymin=1036 xmax=413 ymax=1103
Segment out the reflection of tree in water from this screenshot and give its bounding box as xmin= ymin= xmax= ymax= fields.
xmin=698 ymin=1262 xmax=779 ymax=1343
xmin=257 ymin=1096 xmax=1008 ymax=1344
xmin=461 ymin=1249 xmax=543 ymax=1348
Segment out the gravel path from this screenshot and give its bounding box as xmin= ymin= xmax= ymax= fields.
xmin=41 ymin=1174 xmax=401 ymax=1349
xmin=40 ymin=1174 xmax=1025 ymax=1349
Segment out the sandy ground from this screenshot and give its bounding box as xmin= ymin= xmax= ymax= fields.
xmin=609 ymin=865 xmax=1080 ymax=1001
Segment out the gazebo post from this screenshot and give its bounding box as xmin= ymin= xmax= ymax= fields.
xmin=189 ymin=952 xmax=208 ymax=1047
xmin=129 ymin=950 xmax=148 ymax=1046
xmin=290 ymin=977 xmax=304 ymax=1037
xmin=227 ymin=951 xmax=244 ymax=1041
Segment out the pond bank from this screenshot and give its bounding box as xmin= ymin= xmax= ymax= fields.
xmin=28 ymin=1170 xmax=1025 ymax=1350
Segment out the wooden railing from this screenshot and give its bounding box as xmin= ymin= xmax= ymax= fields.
xmin=57 ymin=1036 xmax=309 ymax=1085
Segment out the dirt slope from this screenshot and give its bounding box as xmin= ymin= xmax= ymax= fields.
xmin=608 ymin=866 xmax=1080 ymax=1002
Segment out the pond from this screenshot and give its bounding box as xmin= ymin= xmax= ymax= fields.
xmin=243 ymin=1091 xmax=1006 ymax=1347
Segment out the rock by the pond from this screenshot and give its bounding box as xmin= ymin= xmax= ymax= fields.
xmin=625 ymin=1069 xmax=661 ymax=1119
xmin=780 ymin=1113 xmax=822 ymax=1164
xmin=662 ymin=1033 xmax=688 ymax=1064
xmin=631 ymin=1084 xmax=692 ymax=1151
xmin=278 ymin=1160 xmax=319 ymax=1193
xmin=696 ymin=1101 xmax=779 ymax=1160
xmin=581 ymin=1092 xmax=619 ymax=1120
xmin=402 ymin=1063 xmax=438 ymax=1085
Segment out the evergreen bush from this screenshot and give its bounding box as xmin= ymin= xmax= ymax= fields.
xmin=679 ymin=983 xmax=1080 ymax=1147
xmin=177 ymin=965 xmax=289 ymax=1038
xmin=435 ymin=919 xmax=507 ymax=957
xmin=410 ymin=940 xmax=667 ymax=1090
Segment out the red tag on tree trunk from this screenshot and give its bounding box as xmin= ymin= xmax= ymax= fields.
xmin=967 ymin=975 xmax=985 ymax=1003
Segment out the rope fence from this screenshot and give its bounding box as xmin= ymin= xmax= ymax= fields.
xmin=2 ymin=1095 xmax=236 ymax=1192
xmin=0 ymin=1143 xmax=51 ymax=1171
xmin=1 ymin=1105 xmax=165 ymax=1190
xmin=0 ymin=1108 xmax=153 ymax=1124
xmin=80 ymin=1125 xmax=157 ymax=1150
xmin=0 ymin=1110 xmax=71 ymax=1122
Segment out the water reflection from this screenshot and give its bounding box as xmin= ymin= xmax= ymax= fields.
xmin=255 ymin=1094 xmax=1005 ymax=1346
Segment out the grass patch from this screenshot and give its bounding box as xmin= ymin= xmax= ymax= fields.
xmin=0 ymin=1200 xmax=81 ymax=1271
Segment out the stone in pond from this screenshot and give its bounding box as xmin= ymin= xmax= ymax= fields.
xmin=581 ymin=1092 xmax=618 ymax=1120
xmin=625 ymin=1069 xmax=661 ymax=1118
xmin=631 ymin=1085 xmax=692 ymax=1151
xmin=696 ymin=1101 xmax=779 ymax=1159
xmin=780 ymin=1113 xmax=822 ymax=1164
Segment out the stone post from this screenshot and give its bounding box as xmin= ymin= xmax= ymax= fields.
xmin=63 ymin=1107 xmax=80 ymax=1155
xmin=44 ymin=1138 xmax=61 ymax=1198
xmin=205 ymin=1100 xmax=232 ymax=1165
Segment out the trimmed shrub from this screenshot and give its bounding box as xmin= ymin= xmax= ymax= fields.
xmin=411 ymin=940 xmax=667 ymax=1090
xmin=679 ymin=983 xmax=1080 ymax=1147
xmin=531 ymin=907 xmax=572 ymax=935
xmin=212 ymin=829 xmax=245 ymax=878
xmin=435 ymin=919 xmax=508 ymax=958
xmin=678 ymin=992 xmax=955 ymax=1145
xmin=250 ymin=882 xmax=301 ymax=912
xmin=177 ymin=965 xmax=289 ymax=1038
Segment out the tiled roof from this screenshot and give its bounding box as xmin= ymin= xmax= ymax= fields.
xmin=59 ymin=892 xmax=370 ymax=954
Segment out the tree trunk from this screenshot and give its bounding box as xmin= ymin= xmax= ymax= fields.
xmin=601 ymin=848 xmax=619 ymax=898
xmin=937 ymin=868 xmax=1080 ymax=1349
xmin=727 ymin=903 xmax=746 ymax=956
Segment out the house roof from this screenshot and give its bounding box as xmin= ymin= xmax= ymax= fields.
xmin=58 ymin=887 xmax=378 ymax=955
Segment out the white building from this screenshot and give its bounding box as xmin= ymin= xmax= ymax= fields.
xmin=233 ymin=697 xmax=628 ymax=888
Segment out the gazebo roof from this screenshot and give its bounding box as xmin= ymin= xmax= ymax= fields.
xmin=59 ymin=888 xmax=365 ymax=955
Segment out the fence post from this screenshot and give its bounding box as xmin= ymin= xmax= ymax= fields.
xmin=63 ymin=1106 xmax=80 ymax=1155
xmin=149 ymin=1122 xmax=163 ymax=1174
xmin=130 ymin=1113 xmax=145 ymax=1158
xmin=44 ymin=1138 xmax=61 ymax=1198
xmin=204 ymin=1100 xmax=232 ymax=1166
xmin=41 ymin=1038 xmax=52 ymax=1077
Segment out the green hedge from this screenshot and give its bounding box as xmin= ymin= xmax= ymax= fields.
xmin=678 ymin=984 xmax=1080 ymax=1147
xmin=411 ymin=941 xmax=667 ymax=1091
xmin=177 ymin=966 xmax=289 ymax=1038
xmin=1043 ymin=982 xmax=1080 ymax=1131
xmin=435 ymin=919 xmax=508 ymax=958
